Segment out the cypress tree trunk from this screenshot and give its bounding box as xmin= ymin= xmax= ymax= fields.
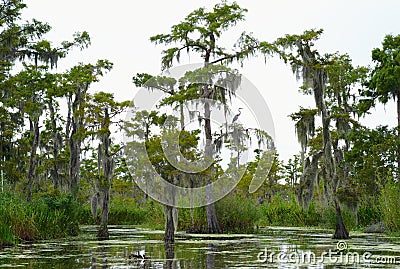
xmin=69 ymin=126 xmax=80 ymax=197
xmin=164 ymin=175 xmax=177 ymax=243
xmin=206 ymin=244 xmax=216 ymax=269
xmin=202 ymin=34 xmax=221 ymax=234
xmin=321 ymin=97 xmax=349 ymax=239
xmin=333 ymin=200 xmax=349 ymax=239
xmin=293 ymin=45 xmax=351 ymax=239
xmin=397 ymin=92 xmax=400 ymax=181
xmin=320 ymin=82 xmax=350 ymax=239
xmin=98 ymin=189 xmax=110 ymax=239
xmin=97 ymin=108 xmax=113 ymax=240
xmin=204 ymin=101 xmax=221 ymax=234
xmin=69 ymin=87 xmax=84 ymax=198
xmin=165 ymin=242 xmax=175 ymax=269
xmin=206 ymin=179 xmax=221 ymax=233
xmin=397 ymin=91 xmax=400 ymax=130
xmin=27 ymin=118 xmax=39 ymax=201
xmin=48 ymin=98 xmax=60 ymax=189
xmin=164 ymin=204 xmax=175 ymax=243
xmin=91 ymin=192 xmax=99 ymax=223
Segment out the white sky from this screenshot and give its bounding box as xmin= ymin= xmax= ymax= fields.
xmin=23 ymin=0 xmax=399 ymax=161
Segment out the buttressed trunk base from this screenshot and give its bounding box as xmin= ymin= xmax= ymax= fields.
xmin=206 ymin=180 xmax=221 ymax=234
xmin=333 ymin=200 xmax=350 ymax=239
xmin=164 ymin=205 xmax=175 ymax=243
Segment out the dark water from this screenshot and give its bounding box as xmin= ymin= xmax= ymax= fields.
xmin=0 ymin=226 xmax=399 ymax=268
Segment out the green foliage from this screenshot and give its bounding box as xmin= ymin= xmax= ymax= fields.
xmin=150 ymin=1 xmax=280 ymax=69
xmin=361 ymin=34 xmax=400 ymax=112
xmin=215 ymin=194 xmax=260 ymax=233
xmin=132 ymin=73 xmax=153 ymax=87
xmin=345 ymin=126 xmax=398 ymax=196
xmin=178 ymin=194 xmax=260 ymax=233
xmin=108 ymin=197 xmax=148 ymax=225
xmin=317 ymin=204 xmax=356 ymax=231
xmin=258 ymin=193 xmax=358 ymax=230
xmin=0 ymin=192 xmax=80 ymax=245
xmin=1 ymin=0 xmax=400 ymax=245
xmin=29 ymin=194 xmax=80 ymax=238
xmin=258 ymin=193 xmax=306 ymax=227
xmin=357 ymin=200 xmax=382 ymax=228
xmin=178 ymin=207 xmax=207 ymax=232
xmin=0 ymin=220 xmax=14 ymax=246
xmin=141 ymin=201 xmax=165 ymax=230
xmin=379 ymin=180 xmax=400 ymax=231
xmin=79 ymin=197 xmax=164 ymax=228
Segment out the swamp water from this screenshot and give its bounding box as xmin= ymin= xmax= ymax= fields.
xmin=0 ymin=226 xmax=399 ymax=268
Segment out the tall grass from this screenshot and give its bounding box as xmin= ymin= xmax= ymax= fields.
xmin=258 ymin=193 xmax=357 ymax=231
xmin=30 ymin=194 xmax=80 ymax=238
xmin=258 ymin=194 xmax=305 ymax=227
xmin=79 ymin=197 xmax=163 ymax=227
xmin=380 ymin=181 xmax=400 ymax=231
xmin=108 ymin=197 xmax=149 ymax=225
xmin=0 ymin=192 xmax=80 ymax=245
xmin=178 ymin=194 xmax=260 ymax=233
xmin=215 ymin=194 xmax=260 ymax=233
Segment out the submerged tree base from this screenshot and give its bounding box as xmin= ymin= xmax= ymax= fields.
xmin=333 ymin=201 xmax=350 ymax=239
xmin=98 ymin=225 xmax=109 ymax=240
xmin=333 ymin=224 xmax=350 ymax=239
xmin=164 ymin=205 xmax=175 ymax=243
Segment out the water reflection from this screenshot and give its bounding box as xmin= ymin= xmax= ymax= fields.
xmin=206 ymin=244 xmax=216 ymax=269
xmin=165 ymin=242 xmax=175 ymax=269
xmin=0 ymin=226 xmax=399 ymax=269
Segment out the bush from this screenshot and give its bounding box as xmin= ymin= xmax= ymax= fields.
xmin=0 ymin=192 xmax=37 ymax=242
xmin=141 ymin=200 xmax=165 ymax=229
xmin=316 ymin=203 xmax=356 ymax=231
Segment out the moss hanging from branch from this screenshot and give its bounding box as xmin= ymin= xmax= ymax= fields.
xmin=290 ymin=108 xmax=318 ymax=153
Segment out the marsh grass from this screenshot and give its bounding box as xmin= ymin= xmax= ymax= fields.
xmin=380 ymin=181 xmax=400 ymax=231
xmin=178 ymin=194 xmax=260 ymax=233
xmin=215 ymin=194 xmax=260 ymax=233
xmin=258 ymin=193 xmax=358 ymax=231
xmin=79 ymin=198 xmax=165 ymax=229
xmin=0 ymin=192 xmax=80 ymax=245
xmin=108 ymin=198 xmax=165 ymax=229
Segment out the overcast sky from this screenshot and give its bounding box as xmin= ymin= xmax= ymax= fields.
xmin=23 ymin=0 xmax=399 ymax=161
